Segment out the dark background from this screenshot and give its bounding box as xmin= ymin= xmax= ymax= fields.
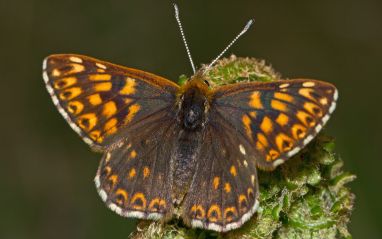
xmin=1 ymin=0 xmax=381 ymax=238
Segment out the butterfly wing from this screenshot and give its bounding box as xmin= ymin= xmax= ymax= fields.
xmin=211 ymin=79 xmax=338 ymax=170
xmin=43 ymin=54 xmax=179 ymax=151
xmin=95 ymin=109 xmax=179 ymax=220
xmin=181 ymin=119 xmax=260 ymax=232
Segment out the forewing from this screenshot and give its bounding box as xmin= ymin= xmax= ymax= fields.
xmin=43 ymin=54 xmax=179 ymax=151
xmin=181 ymin=120 xmax=259 ymax=232
xmin=95 ymin=109 xmax=179 ymax=220
xmin=211 ymin=79 xmax=338 ymax=170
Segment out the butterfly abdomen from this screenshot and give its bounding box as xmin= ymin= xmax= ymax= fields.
xmin=171 ymin=130 xmax=203 ymax=204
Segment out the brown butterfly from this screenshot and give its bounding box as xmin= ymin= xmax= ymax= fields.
xmin=42 ymin=5 xmax=338 ymax=232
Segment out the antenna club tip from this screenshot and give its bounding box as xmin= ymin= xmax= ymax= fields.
xmin=245 ymin=19 xmax=255 ymax=28
xmin=242 ymin=19 xmax=255 ymax=32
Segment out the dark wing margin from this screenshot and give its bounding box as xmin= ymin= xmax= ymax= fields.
xmin=181 ymin=120 xmax=260 ymax=232
xmin=94 ymin=109 xmax=179 ymax=220
xmin=42 ymin=54 xmax=179 ymax=151
xmin=211 ymin=79 xmax=338 ymax=170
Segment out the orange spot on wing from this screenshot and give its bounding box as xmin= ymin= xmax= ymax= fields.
xmin=299 ymin=88 xmax=316 ymax=102
xmin=119 ymin=77 xmax=136 ymax=95
xmin=224 ymin=207 xmax=238 ymax=222
xmin=275 ymin=133 xmax=294 ymax=152
xmin=296 ymin=111 xmax=315 ymax=127
xmin=249 ymin=91 xmax=263 ymax=109
xmin=207 ymin=204 xmax=221 ymax=222
xmin=131 ymin=192 xmax=147 ymax=210
xmin=249 ymin=111 xmax=257 ymax=118
xmin=124 ymin=98 xmax=133 ymax=104
xmin=115 ymin=189 xmax=128 ymax=205
xmin=242 ymin=115 xmax=253 ymax=140
xmin=276 ymin=113 xmax=289 ymax=126
xmin=109 ymin=175 xmax=118 ymax=188
xmin=128 ymin=168 xmax=136 ymax=179
xmin=67 ymin=63 xmax=85 ymax=74
xmin=320 ymin=97 xmax=328 ymax=105
xmin=125 ymin=104 xmax=140 ymax=124
xmin=143 ymin=167 xmax=150 ymax=178
xmin=267 ymin=149 xmax=280 ymax=161
xmin=104 ymin=118 xmax=118 ymax=135
xmin=89 ymin=130 xmax=102 ymax=142
xmin=230 ymin=165 xmax=237 ymax=177
xmin=224 ymin=183 xmax=232 ymax=193
xmin=191 ymin=205 xmax=206 ymax=219
xmin=274 ymin=92 xmax=294 ymax=102
xmin=89 ymin=74 xmax=111 ymax=81
xmin=238 ymin=195 xmax=248 ymax=212
xmin=256 ymin=142 xmax=264 ymax=151
xmin=67 ymin=101 xmax=84 ymax=115
xmin=54 ymin=77 xmax=77 ymax=89
xmin=260 ymin=116 xmax=273 ymax=134
xmin=213 ymin=177 xmax=220 ymax=190
xmin=291 ymin=124 xmax=307 ymax=139
xmin=88 ymin=94 xmax=102 ymax=106
xmin=149 ymin=198 xmax=166 ymax=212
xmin=52 ymin=69 xmax=61 ymax=77
xmin=59 ymin=87 xmax=82 ymax=100
xmin=129 ymin=150 xmax=137 ymax=159
xmin=102 ymin=101 xmax=117 ymax=118
xmin=304 ymin=102 xmax=323 ymax=117
xmin=271 ymin=99 xmax=288 ymax=112
xmin=94 ymin=82 xmax=112 ymax=91
xmin=78 ymin=113 xmax=97 ymax=131
xmin=257 ymin=133 xmax=268 ymax=148
xmin=96 ymin=136 xmax=104 ymax=143
xmin=103 ymin=166 xmax=112 ymax=176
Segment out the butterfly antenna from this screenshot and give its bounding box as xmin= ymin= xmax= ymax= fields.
xmin=206 ymin=19 xmax=255 ymax=70
xmin=173 ymin=3 xmax=196 ymax=74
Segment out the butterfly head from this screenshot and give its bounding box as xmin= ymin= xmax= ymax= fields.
xmin=177 ymin=75 xmax=211 ymax=131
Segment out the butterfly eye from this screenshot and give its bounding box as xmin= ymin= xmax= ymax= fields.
xmin=204 ymin=80 xmax=210 ymax=86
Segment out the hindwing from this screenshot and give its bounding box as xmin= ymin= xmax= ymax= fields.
xmin=95 ymin=109 xmax=179 ymax=220
xmin=181 ymin=116 xmax=259 ymax=232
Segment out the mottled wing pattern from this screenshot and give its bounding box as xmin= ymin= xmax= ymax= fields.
xmin=95 ymin=109 xmax=179 ymax=220
xmin=211 ymin=79 xmax=338 ymax=170
xmin=181 ymin=117 xmax=259 ymax=232
xmin=43 ymin=54 xmax=179 ymax=151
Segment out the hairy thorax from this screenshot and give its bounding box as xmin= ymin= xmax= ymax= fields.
xmin=176 ymin=76 xmax=210 ymax=131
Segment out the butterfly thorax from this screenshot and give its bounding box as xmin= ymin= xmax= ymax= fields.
xmin=177 ymin=76 xmax=210 ymax=131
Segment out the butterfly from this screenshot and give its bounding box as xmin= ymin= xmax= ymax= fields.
xmin=42 ymin=53 xmax=337 ymax=232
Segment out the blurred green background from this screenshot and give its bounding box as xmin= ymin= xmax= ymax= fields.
xmin=1 ymin=0 xmax=381 ymax=238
